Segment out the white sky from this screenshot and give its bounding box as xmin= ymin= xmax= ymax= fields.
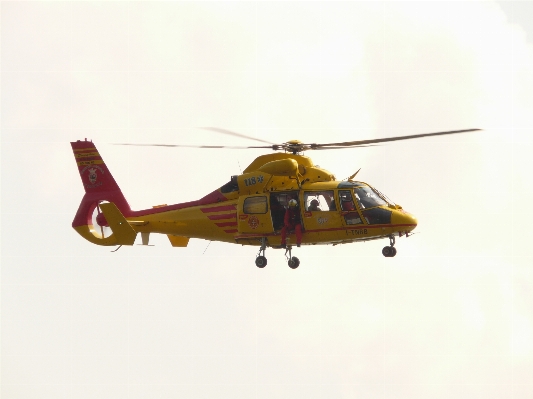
xmin=2 ymin=1 xmax=533 ymax=398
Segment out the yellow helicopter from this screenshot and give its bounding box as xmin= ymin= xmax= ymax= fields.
xmin=71 ymin=128 xmax=479 ymax=268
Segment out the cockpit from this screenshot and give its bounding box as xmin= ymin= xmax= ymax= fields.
xmin=337 ymin=181 xmax=394 ymax=225
xmin=353 ymin=185 xmax=388 ymax=209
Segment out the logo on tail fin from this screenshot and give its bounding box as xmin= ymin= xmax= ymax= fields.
xmin=81 ymin=164 xmax=104 ymax=188
xmin=88 ymin=168 xmax=97 ymax=184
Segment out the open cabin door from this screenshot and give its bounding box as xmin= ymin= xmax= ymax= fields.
xmin=269 ymin=191 xmax=299 ymax=232
xmin=237 ymin=195 xmax=274 ymax=235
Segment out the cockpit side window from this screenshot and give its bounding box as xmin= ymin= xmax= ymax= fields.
xmin=353 ymin=186 xmax=387 ymax=209
xmin=338 ymin=190 xmax=356 ymax=211
xmin=339 ymin=190 xmax=363 ymax=225
xmin=304 ymin=191 xmax=337 ymax=211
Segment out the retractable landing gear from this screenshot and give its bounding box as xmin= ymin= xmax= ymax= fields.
xmin=285 ymin=239 xmax=300 ymax=269
xmin=382 ymin=235 xmax=397 ymax=257
xmin=255 ymin=237 xmax=268 ymax=268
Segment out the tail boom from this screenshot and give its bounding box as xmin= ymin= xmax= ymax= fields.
xmin=71 ymin=140 xmax=235 ymax=247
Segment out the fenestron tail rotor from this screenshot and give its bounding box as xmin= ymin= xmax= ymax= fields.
xmin=90 ymin=201 xmax=113 ymax=240
xmin=113 ymin=128 xmax=481 ymax=154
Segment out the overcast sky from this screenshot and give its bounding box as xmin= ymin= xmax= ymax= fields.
xmin=2 ymin=2 xmax=533 ymax=398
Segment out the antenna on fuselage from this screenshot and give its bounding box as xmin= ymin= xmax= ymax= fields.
xmin=202 ymin=241 xmax=212 ymax=255
xmin=346 ymin=168 xmax=361 ymax=182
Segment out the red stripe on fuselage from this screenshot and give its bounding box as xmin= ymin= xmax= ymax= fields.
xmin=201 ymin=205 xmax=237 ymax=213
xmin=304 ymin=223 xmax=416 ymax=233
xmin=207 ymin=213 xmax=237 ymax=220
xmin=234 ymin=223 xmax=417 ymax=239
xmin=215 ymin=221 xmax=238 ymax=227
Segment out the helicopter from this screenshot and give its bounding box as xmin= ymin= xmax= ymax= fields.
xmin=71 ymin=128 xmax=480 ymax=269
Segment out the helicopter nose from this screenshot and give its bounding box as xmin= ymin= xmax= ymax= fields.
xmin=404 ymin=213 xmax=418 ymax=231
xmin=393 ymin=210 xmax=417 ymax=232
xmin=408 ymin=213 xmax=418 ymax=230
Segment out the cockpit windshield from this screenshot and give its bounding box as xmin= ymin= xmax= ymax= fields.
xmin=353 ymin=186 xmax=388 ymax=209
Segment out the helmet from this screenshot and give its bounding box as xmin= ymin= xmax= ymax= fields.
xmin=310 ymin=199 xmax=319 ymax=207
xmin=288 ymin=199 xmax=298 ymax=208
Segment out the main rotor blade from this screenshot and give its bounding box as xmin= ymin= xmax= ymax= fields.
xmin=113 ymin=143 xmax=273 ymax=149
xmin=311 ymin=144 xmax=379 ymax=150
xmin=311 ymin=129 xmax=481 ymax=148
xmin=113 ymin=128 xmax=481 ymax=152
xmin=199 ymin=127 xmax=275 ymax=145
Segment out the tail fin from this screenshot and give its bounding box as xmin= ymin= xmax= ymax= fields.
xmin=71 ymin=140 xmax=132 ymax=246
xmin=72 ymin=139 xmax=124 ymax=194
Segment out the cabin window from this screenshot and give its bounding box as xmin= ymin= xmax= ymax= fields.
xmin=353 ymin=186 xmax=387 ymax=209
xmin=304 ymin=191 xmax=337 ymax=211
xmin=243 ymin=196 xmax=268 ymax=214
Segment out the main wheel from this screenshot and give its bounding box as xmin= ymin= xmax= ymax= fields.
xmin=288 ymin=256 xmax=300 ymax=269
xmin=382 ymin=246 xmax=393 ymax=257
xmin=390 ymin=247 xmax=397 ymax=257
xmin=255 ymin=256 xmax=267 ymax=268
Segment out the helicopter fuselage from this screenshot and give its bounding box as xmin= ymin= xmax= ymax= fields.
xmin=125 ymin=181 xmax=417 ymax=248
xmin=71 ymin=142 xmax=417 ymax=252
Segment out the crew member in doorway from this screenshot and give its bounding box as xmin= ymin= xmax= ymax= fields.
xmin=281 ymin=199 xmax=302 ymax=248
xmin=308 ymin=199 xmax=321 ymax=211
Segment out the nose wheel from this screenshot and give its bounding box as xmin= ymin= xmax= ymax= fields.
xmin=382 ymin=235 xmax=397 ymax=257
xmin=382 ymin=246 xmax=397 ymax=257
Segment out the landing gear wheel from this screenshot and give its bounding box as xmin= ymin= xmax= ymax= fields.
xmin=288 ymin=256 xmax=300 ymax=269
xmin=382 ymin=235 xmax=397 ymax=257
xmin=255 ymin=256 xmax=267 ymax=268
xmin=255 ymin=237 xmax=268 ymax=268
xmin=382 ymin=246 xmax=393 ymax=257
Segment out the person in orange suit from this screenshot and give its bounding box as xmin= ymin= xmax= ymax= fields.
xmin=281 ymin=199 xmax=302 ymax=248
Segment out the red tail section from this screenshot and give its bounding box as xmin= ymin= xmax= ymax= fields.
xmin=71 ymin=140 xmax=131 ymax=229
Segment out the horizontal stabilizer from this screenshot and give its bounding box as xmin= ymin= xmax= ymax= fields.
xmin=167 ymin=235 xmax=190 ymax=247
xmin=100 ymin=202 xmax=137 ymax=245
